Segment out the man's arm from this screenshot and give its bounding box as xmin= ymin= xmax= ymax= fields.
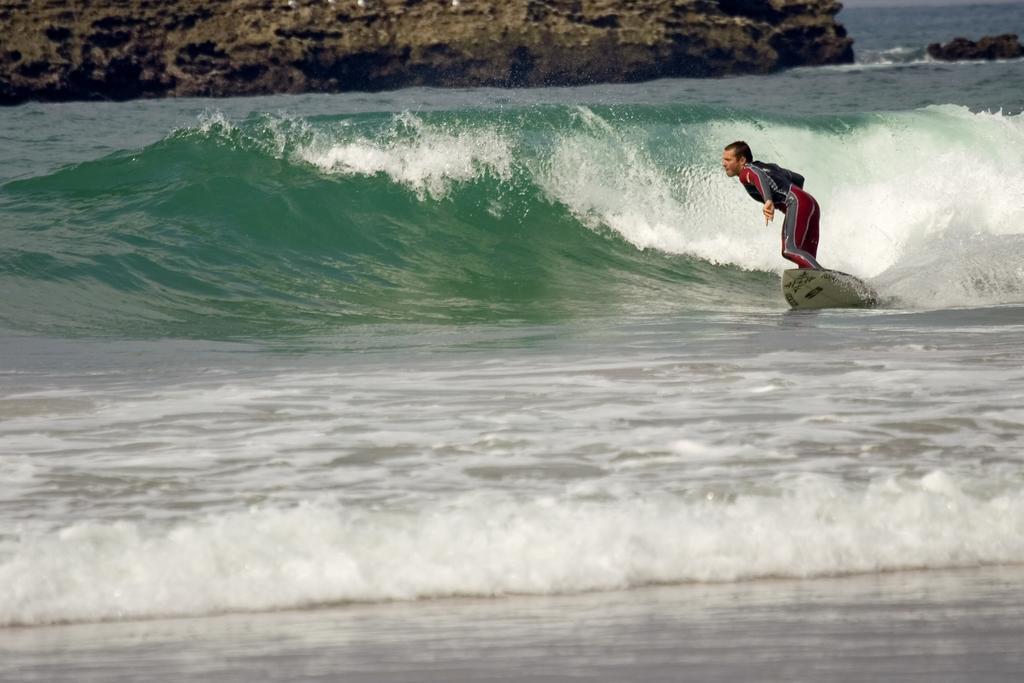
xmin=739 ymin=166 xmax=776 ymax=224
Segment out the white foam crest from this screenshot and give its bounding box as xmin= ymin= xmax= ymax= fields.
xmin=297 ymin=113 xmax=515 ymax=199
xmin=710 ymin=106 xmax=1024 ymax=275
xmin=536 ymin=107 xmax=779 ymax=270
xmin=694 ymin=106 xmax=1024 ymax=308
xmin=173 ymin=110 xmax=322 ymax=164
xmin=192 ymin=109 xmax=235 ymax=136
xmin=542 ymin=106 xmax=1024 ymax=297
xmin=253 ymin=111 xmax=320 ymax=159
xmin=3 ymin=472 xmax=1023 ymax=627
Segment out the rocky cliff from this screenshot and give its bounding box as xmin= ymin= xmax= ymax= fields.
xmin=0 ymin=0 xmax=853 ymax=105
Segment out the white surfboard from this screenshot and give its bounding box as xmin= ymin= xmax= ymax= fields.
xmin=782 ymin=269 xmax=878 ymax=310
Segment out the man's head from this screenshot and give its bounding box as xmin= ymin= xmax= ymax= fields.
xmin=722 ymin=141 xmax=752 ymax=177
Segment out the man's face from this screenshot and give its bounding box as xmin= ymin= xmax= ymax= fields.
xmin=722 ymin=149 xmax=745 ymax=177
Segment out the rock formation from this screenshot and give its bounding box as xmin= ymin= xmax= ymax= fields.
xmin=0 ymin=0 xmax=853 ymax=105
xmin=927 ymin=34 xmax=1023 ymax=62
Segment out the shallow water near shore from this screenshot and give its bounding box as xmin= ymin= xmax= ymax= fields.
xmin=4 ymin=566 xmax=1023 ymax=682
xmin=4 ymin=306 xmax=1024 ymax=627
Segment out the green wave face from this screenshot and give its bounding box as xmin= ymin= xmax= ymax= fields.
xmin=2 ymin=103 xmax=1023 ymax=338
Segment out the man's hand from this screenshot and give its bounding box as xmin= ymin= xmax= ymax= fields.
xmin=763 ymin=200 xmax=775 ymax=224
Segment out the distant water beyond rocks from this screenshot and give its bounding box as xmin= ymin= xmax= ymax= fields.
xmin=0 ymin=0 xmax=853 ymax=105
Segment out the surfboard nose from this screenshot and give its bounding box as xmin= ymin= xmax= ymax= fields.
xmin=782 ymin=269 xmax=878 ymax=310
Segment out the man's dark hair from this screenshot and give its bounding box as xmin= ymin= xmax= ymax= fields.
xmin=725 ymin=141 xmax=752 ymax=162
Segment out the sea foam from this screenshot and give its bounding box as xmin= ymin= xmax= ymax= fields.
xmin=3 ymin=472 xmax=1023 ymax=627
xmin=296 ymin=113 xmax=514 ymax=200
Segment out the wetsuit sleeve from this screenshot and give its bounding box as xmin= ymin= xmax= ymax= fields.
xmin=739 ymin=166 xmax=774 ymax=203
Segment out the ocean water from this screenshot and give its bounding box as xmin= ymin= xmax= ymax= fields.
xmin=2 ymin=3 xmax=1024 ymax=675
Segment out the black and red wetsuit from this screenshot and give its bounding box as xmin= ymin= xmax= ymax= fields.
xmin=738 ymin=161 xmax=823 ymax=270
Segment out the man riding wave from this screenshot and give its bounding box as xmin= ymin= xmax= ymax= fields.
xmin=722 ymin=141 xmax=823 ymax=270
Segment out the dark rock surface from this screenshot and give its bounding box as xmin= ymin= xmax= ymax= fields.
xmin=0 ymin=0 xmax=853 ymax=105
xmin=927 ymin=34 xmax=1024 ymax=62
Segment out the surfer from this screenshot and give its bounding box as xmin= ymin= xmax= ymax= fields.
xmin=722 ymin=141 xmax=823 ymax=270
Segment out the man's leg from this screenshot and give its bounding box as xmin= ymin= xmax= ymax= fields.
xmin=781 ymin=188 xmax=823 ymax=270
